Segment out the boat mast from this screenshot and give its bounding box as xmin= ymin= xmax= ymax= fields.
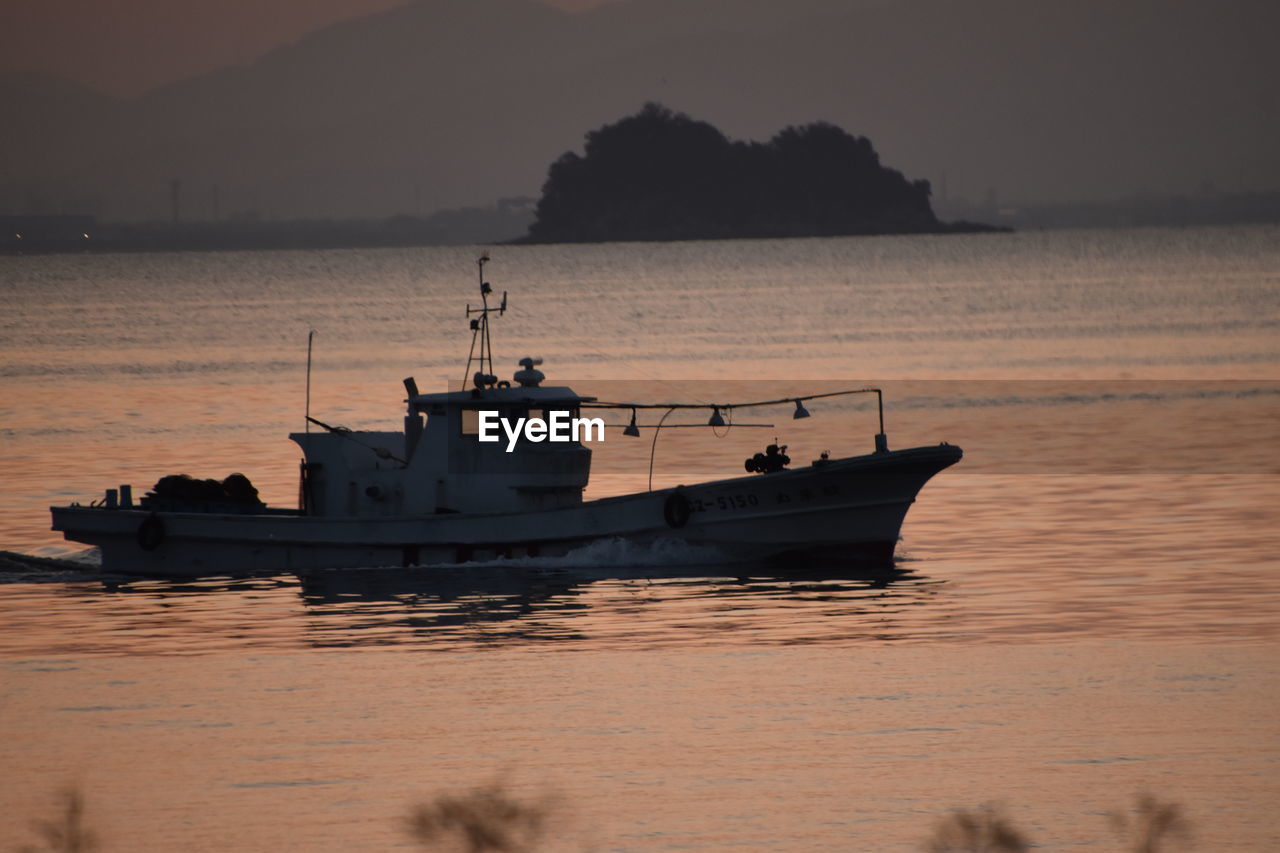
xmin=464 ymin=254 xmax=507 ymax=388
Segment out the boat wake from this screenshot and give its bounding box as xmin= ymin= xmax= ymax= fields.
xmin=0 ymin=547 xmax=103 ymax=583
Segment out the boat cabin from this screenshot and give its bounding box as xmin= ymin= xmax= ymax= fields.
xmin=289 ymin=367 xmax=595 ymax=518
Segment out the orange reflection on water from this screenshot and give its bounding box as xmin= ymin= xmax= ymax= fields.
xmin=1 ymin=643 xmax=1275 ymax=851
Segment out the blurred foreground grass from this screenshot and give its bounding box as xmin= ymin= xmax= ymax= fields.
xmin=16 ymin=785 xmax=1194 ymax=852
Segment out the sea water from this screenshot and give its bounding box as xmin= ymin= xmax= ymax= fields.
xmin=0 ymin=226 xmax=1277 ymax=850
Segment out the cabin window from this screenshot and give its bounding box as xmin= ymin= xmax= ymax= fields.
xmin=460 ymin=409 xmax=480 ymax=435
xmin=461 ymin=407 xmax=509 ymax=438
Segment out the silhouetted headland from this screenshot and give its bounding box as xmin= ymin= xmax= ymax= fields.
xmin=519 ymin=104 xmax=1003 ymax=244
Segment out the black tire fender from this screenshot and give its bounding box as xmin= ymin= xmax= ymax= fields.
xmin=663 ymin=490 xmax=692 ymax=529
xmin=136 ymin=513 xmax=166 ymax=551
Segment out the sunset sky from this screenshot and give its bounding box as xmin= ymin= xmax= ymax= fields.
xmin=2 ymin=0 xmax=608 ymax=97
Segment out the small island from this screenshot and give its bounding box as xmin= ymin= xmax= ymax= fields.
xmin=523 ymin=103 xmax=998 ymax=244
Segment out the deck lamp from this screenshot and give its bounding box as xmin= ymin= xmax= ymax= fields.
xmin=623 ymin=409 xmax=641 ymax=437
xmin=708 ymin=407 xmax=726 ymax=427
xmin=793 ymin=399 xmax=811 ymax=419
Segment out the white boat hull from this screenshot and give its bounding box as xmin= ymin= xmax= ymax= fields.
xmin=51 ymin=445 xmax=961 ymax=577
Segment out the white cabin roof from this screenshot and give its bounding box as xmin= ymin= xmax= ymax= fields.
xmin=410 ymin=385 xmax=597 ymax=410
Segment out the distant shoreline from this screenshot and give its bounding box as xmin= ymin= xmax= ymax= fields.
xmin=0 ymin=210 xmax=533 ymax=255
xmin=1 ymin=218 xmax=1014 ymax=255
xmin=510 ymin=219 xmax=1009 ymax=246
xmin=9 ymin=202 xmax=1280 ymax=255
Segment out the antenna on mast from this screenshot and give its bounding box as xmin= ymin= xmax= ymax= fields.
xmin=464 ymin=253 xmax=507 ymax=389
xmin=304 ymin=329 xmax=316 ymax=433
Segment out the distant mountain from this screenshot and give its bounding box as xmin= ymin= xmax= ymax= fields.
xmin=3 ymin=0 xmax=1276 ymax=223
xmin=1 ymin=73 xmax=117 ymax=211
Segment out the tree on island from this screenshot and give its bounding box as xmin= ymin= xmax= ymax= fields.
xmin=524 ymin=103 xmax=951 ymax=243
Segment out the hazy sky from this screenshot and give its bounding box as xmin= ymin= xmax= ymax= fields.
xmin=2 ymin=0 xmax=606 ymax=97
xmin=5 ymin=0 xmax=1274 ymax=218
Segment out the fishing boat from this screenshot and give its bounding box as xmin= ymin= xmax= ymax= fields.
xmin=50 ymin=257 xmax=962 ymax=577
